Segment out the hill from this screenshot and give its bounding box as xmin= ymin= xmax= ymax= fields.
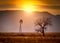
xmin=0 ymin=10 xmax=60 ymax=32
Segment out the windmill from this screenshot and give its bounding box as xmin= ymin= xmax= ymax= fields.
xmin=19 ymin=19 xmax=23 ymax=32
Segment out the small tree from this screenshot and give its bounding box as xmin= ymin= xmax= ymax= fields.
xmin=35 ymin=16 xmax=52 ymax=36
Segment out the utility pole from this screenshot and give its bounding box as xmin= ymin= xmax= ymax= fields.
xmin=19 ymin=19 xmax=23 ymax=32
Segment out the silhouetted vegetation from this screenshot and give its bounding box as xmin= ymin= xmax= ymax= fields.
xmin=0 ymin=32 xmax=60 ymax=43
xmin=35 ymin=16 xmax=52 ymax=36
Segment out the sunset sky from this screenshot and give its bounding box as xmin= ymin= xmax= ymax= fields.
xmin=0 ymin=0 xmax=60 ymax=32
xmin=0 ymin=0 xmax=60 ymax=15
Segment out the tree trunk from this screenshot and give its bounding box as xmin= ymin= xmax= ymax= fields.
xmin=42 ymin=27 xmax=44 ymax=36
xmin=19 ymin=23 xmax=22 ymax=32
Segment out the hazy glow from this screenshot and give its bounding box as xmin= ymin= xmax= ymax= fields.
xmin=22 ymin=4 xmax=36 ymax=12
xmin=18 ymin=0 xmax=40 ymax=12
xmin=0 ymin=0 xmax=60 ymax=14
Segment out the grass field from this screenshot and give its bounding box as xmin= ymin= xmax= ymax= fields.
xmin=0 ymin=32 xmax=60 ymax=43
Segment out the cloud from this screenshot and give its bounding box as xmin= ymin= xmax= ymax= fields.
xmin=40 ymin=6 xmax=60 ymax=9
xmin=0 ymin=0 xmax=60 ymax=10
xmin=0 ymin=0 xmax=17 ymax=8
xmin=38 ymin=0 xmax=60 ymax=5
xmin=0 ymin=4 xmax=16 ymax=8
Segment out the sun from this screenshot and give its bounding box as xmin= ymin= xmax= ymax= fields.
xmin=24 ymin=6 xmax=35 ymax=13
xmin=21 ymin=4 xmax=36 ymax=13
xmin=24 ymin=7 xmax=33 ymax=12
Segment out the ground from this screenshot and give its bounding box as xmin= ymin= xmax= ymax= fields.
xmin=0 ymin=32 xmax=60 ymax=43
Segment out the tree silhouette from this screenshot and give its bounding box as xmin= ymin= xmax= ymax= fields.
xmin=35 ymin=16 xmax=52 ymax=36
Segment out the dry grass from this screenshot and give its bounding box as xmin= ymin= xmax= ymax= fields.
xmin=0 ymin=32 xmax=60 ymax=43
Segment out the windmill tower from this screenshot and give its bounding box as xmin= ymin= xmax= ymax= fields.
xmin=19 ymin=19 xmax=23 ymax=32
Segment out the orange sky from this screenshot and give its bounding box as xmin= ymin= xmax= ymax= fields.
xmin=0 ymin=0 xmax=60 ymax=15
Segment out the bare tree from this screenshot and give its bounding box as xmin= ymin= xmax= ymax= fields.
xmin=35 ymin=16 xmax=52 ymax=36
